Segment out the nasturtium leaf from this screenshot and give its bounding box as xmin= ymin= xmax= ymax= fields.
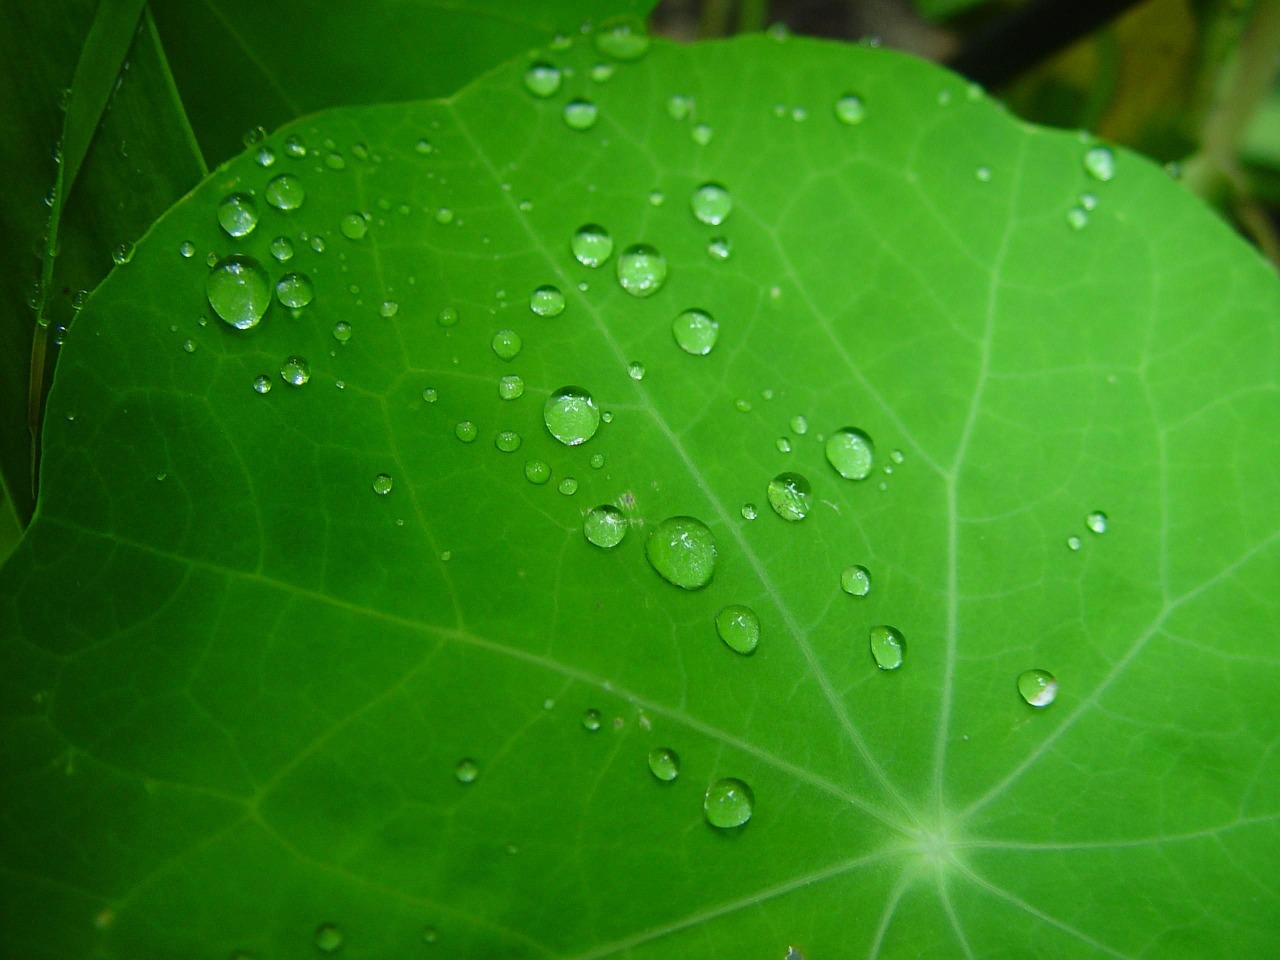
xmin=3 ymin=29 xmax=1279 ymax=960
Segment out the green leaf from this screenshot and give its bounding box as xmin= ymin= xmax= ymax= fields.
xmin=4 ymin=30 xmax=1279 ymax=959
xmin=149 ymin=0 xmax=658 ymax=165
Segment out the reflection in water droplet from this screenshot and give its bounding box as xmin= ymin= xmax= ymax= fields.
xmin=616 ymin=243 xmax=667 ymax=298
xmin=544 ymin=386 xmax=600 ymax=445
xmin=179 ymin=240 xmax=195 ymax=258
xmin=594 ymin=15 xmax=650 ymax=60
xmin=217 ymin=192 xmax=259 ymax=237
xmin=869 ymin=625 xmax=905 ymax=670
xmin=372 ymin=473 xmax=393 ymax=495
xmin=704 ymin=777 xmax=754 ymax=828
xmin=491 ymin=329 xmax=522 ymax=360
xmin=834 ymin=94 xmax=866 ymax=125
xmin=647 ymin=747 xmax=680 ymax=781
xmin=825 ymin=427 xmax=875 ymax=480
xmin=270 ymin=235 xmax=295 ymax=261
xmin=530 ymin=284 xmax=565 ymax=317
xmin=523 ymin=61 xmax=562 ymax=98
xmin=645 ymin=516 xmax=716 ymax=590
xmin=314 ymin=924 xmax=343 ymax=952
xmin=741 ymin=503 xmax=758 ymax=520
xmin=332 ymin=321 xmax=352 ymax=343
xmin=767 ymin=472 xmax=812 ymax=521
xmin=627 ymin=361 xmax=645 ymax=381
xmin=206 ymin=254 xmax=271 ymax=329
xmin=498 ymin=375 xmax=524 ymax=400
xmin=283 ymin=135 xmax=306 ymax=158
xmin=572 ymin=223 xmax=613 ymax=267
xmin=707 ymin=236 xmax=731 ymax=260
xmin=422 ymin=387 xmax=438 ymax=403
xmin=276 ymin=272 xmax=314 ymax=308
xmin=1086 ymin=510 xmax=1108 ymax=534
xmin=690 ymin=182 xmax=732 ymax=225
xmin=380 ymin=300 xmax=399 ymax=318
xmin=1083 ymin=146 xmax=1116 ymax=182
xmin=841 ymin=565 xmax=871 ymax=597
xmin=280 ymin=355 xmax=310 ymax=386
xmin=455 ymin=421 xmax=477 ymax=443
xmin=776 ymin=438 xmax=792 ymax=454
xmin=715 ymin=605 xmax=760 ymax=655
xmin=582 ymin=709 xmax=602 ymax=731
xmin=672 ymin=308 xmax=718 ymax=355
xmin=558 ymin=477 xmax=578 ymax=496
xmin=584 ymin=504 xmax=627 ymax=548
xmin=525 ymin=459 xmax=551 ymax=484
xmin=564 ymin=100 xmax=599 ymax=131
xmin=253 ymin=375 xmax=272 ymax=394
xmin=1018 ymin=669 xmax=1058 ymax=707
xmin=495 ymin=430 xmax=522 ymax=453
xmin=454 ymin=758 xmax=480 ymax=783
xmin=590 ymin=453 xmax=605 ymax=469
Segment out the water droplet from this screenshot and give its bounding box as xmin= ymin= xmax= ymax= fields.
xmin=975 ymin=165 xmax=992 ymax=182
xmin=627 ymin=360 xmax=645 ymax=381
xmin=282 ymin=135 xmax=306 ymax=158
xmin=776 ymin=437 xmax=792 ymax=453
xmin=666 ymin=94 xmax=691 ymax=120
xmin=834 ymin=94 xmax=866 ymax=125
xmin=734 ymin=398 xmax=752 ymax=413
xmin=372 ymin=472 xmax=393 ymax=495
xmin=668 ymin=307 xmax=720 ymax=356
xmin=523 ymin=61 xmax=562 ymax=98
xmin=111 ymin=241 xmax=135 ymax=265
xmin=423 ymin=926 xmax=439 ymax=944
xmin=647 ymin=747 xmax=679 ymax=781
xmin=280 ymin=355 xmax=310 ymax=386
xmin=525 ymin=459 xmax=551 ymax=484
xmin=491 ymin=329 xmax=522 ymax=360
xmin=1080 ymin=192 xmax=1098 ymax=211
xmin=1067 ymin=535 xmax=1082 ymax=551
xmin=741 ymin=503 xmax=757 ymax=520
xmin=869 ymin=625 xmax=905 ymax=670
xmin=594 ymin=15 xmax=650 ymax=61
xmin=584 ymin=504 xmax=627 ymax=548
xmin=825 ymin=427 xmax=875 ymax=480
xmin=691 ymin=123 xmax=712 ymax=145
xmin=704 ymin=777 xmax=754 ymax=828
xmin=616 ymin=243 xmax=667 ymax=298
xmin=276 ymin=272 xmax=314 ymax=308
xmin=841 ymin=565 xmax=871 ymax=597
xmin=563 ymin=100 xmax=598 ymax=131
xmin=690 ymin=182 xmax=732 ymax=226
xmin=572 ymin=223 xmax=613 ymax=267
xmin=498 ymin=375 xmax=524 ymax=400
xmin=543 ymin=386 xmax=600 ymax=445
xmin=494 ymin=430 xmax=522 ymax=453
xmin=181 ymin=338 xmax=196 ymax=354
xmin=1018 ymin=669 xmax=1058 ymax=707
xmin=590 ymin=453 xmax=605 ymax=469
xmin=179 ymin=240 xmax=196 ymax=258
xmin=435 ymin=207 xmax=454 ymax=225
xmin=766 ymin=472 xmax=812 ymax=521
xmin=645 ymin=516 xmax=716 ymax=590
xmin=380 ymin=300 xmax=399 ymax=318
xmin=715 ymin=605 xmax=760 ymax=655
xmin=438 ymin=307 xmax=459 ymax=327
xmin=217 ymin=192 xmax=259 ymax=237
xmin=422 ymin=387 xmax=438 ymax=403
xmin=206 ymin=255 xmax=271 ymax=329
xmin=340 ymin=212 xmax=368 ymax=240
xmin=890 ymin=449 xmax=904 ymax=464
xmin=266 ymin=236 xmax=293 ymax=263
xmin=648 ymin=189 xmax=665 ymax=206
xmin=454 ymin=757 xmax=480 ymax=783
xmin=582 ymin=708 xmax=602 ymax=731
xmin=559 ymin=477 xmax=578 ymax=495
xmin=265 ymin=173 xmax=305 ymax=210
xmin=455 ymin=421 xmax=477 ymax=443
xmin=1066 ymin=207 xmax=1089 ymax=230
xmin=1085 ymin=510 xmax=1108 ymax=534
xmin=253 ymin=375 xmax=272 ymax=394
xmin=530 ymin=284 xmax=565 ymax=317
xmin=707 ymin=236 xmax=731 ymax=260
xmin=314 ymin=924 xmax=343 ymax=952
xmin=591 ymin=62 xmax=615 ymax=83
xmin=1083 ymin=146 xmax=1115 ymax=182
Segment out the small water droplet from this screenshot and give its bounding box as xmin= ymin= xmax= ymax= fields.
xmin=280 ymin=355 xmax=310 ymax=386
xmin=206 ymin=254 xmax=271 ymax=329
xmin=523 ymin=61 xmax=562 ymax=98
xmin=265 ymin=173 xmax=305 ymax=210
xmin=584 ymin=504 xmax=627 ymax=548
xmin=498 ymin=375 xmax=524 ymax=400
xmin=494 ymin=430 xmax=522 ymax=453
xmin=454 ymin=757 xmax=480 ymax=783
xmin=1080 ymin=192 xmax=1098 ymax=211
xmin=283 ymin=135 xmax=306 ymax=158
xmin=647 ymin=747 xmax=680 ymax=781
xmin=179 ymin=240 xmax=196 ymax=258
xmin=313 ymin=924 xmax=343 ymax=952
xmin=890 ymin=449 xmax=904 ymax=464
xmin=734 ymin=398 xmax=752 ymax=413
xmin=253 ymin=375 xmax=272 ymax=394
xmin=437 ymin=307 xmax=459 ymax=327
xmin=648 ymin=189 xmax=665 ymax=206
xmin=715 ymin=604 xmax=760 ymax=655
xmin=422 ymin=387 xmax=438 ymax=403
xmin=706 ymin=236 xmax=731 ymax=260
xmin=276 ymin=272 xmax=314 ymax=308
xmin=741 ymin=503 xmax=758 ymax=520
xmin=666 ymin=94 xmax=691 ymax=120
xmin=372 ymin=472 xmax=393 ymax=495
xmin=1018 ymin=669 xmax=1058 ymax=707
xmin=491 ymin=329 xmax=522 ymax=360
xmin=572 ymin=223 xmax=613 ymax=266
xmin=422 ymin=926 xmax=439 ymax=944
xmin=841 ymin=565 xmax=871 ymax=597
xmin=530 ymin=284 xmax=565 ymax=317
xmin=1066 ymin=207 xmax=1089 ymax=230
xmin=455 ymin=421 xmax=477 ymax=443
xmin=340 ymin=212 xmax=368 ymax=240
xmin=690 ymin=182 xmax=732 ymax=226
xmin=1083 ymin=146 xmax=1116 ymax=182
xmin=691 ymin=123 xmax=713 ymax=145
xmin=591 ymin=62 xmax=615 ymax=82
xmin=975 ymin=165 xmax=992 ymax=182
xmin=1067 ymin=535 xmax=1081 ymax=551
xmin=594 ymin=15 xmax=650 ymax=61
xmin=627 ymin=360 xmax=646 ymax=381
xmin=582 ymin=708 xmax=602 ymax=731
xmin=543 ymin=386 xmax=600 ymax=445
xmin=268 ymin=235 xmax=294 ymax=262
xmin=563 ymin=100 xmax=599 ymax=131
xmin=869 ymin=625 xmax=905 ymax=670
xmin=669 ymin=307 xmax=719 ymax=356
xmin=379 ymin=300 xmax=399 ymax=318
xmin=835 ymin=94 xmax=866 ymax=125
xmin=1085 ymin=510 xmax=1107 ymax=533
xmin=525 ymin=459 xmax=551 ymax=484
xmin=616 ymin=243 xmax=667 ymax=298
xmin=775 ymin=437 xmax=792 ymax=454
xmin=645 ymin=516 xmax=716 ymax=590
xmin=704 ymin=777 xmax=753 ymax=828
xmin=180 ymin=338 xmax=196 ymax=354
xmin=435 ymin=207 xmax=454 ymax=225
xmin=217 ymin=192 xmax=259 ymax=237
xmin=825 ymin=427 xmax=874 ymax=480
xmin=558 ymin=477 xmax=579 ymax=495
xmin=766 ymin=472 xmax=812 ymax=521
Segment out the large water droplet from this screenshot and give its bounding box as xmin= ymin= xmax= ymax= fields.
xmin=217 ymin=192 xmax=259 ymax=237
xmin=314 ymin=924 xmax=343 ymax=952
xmin=841 ymin=565 xmax=871 ymax=597
xmin=616 ymin=243 xmax=667 ymax=298
xmin=280 ymin=355 xmax=310 ymax=386
xmin=372 ymin=472 xmax=393 ymax=495
xmin=594 ymin=15 xmax=650 ymax=61
xmin=715 ymin=605 xmax=760 ymax=655
xmin=525 ymin=459 xmax=551 ymax=484
xmin=825 ymin=427 xmax=874 ymax=480
xmin=454 ymin=757 xmax=480 ymax=783
xmin=265 ymin=173 xmax=305 ymax=210
xmin=647 ymin=747 xmax=679 ymax=782
xmin=584 ymin=504 xmax=627 ymax=548
xmin=1018 ymin=669 xmax=1058 ymax=707
xmin=1083 ymin=146 xmax=1116 ymax=182
xmin=530 ymin=284 xmax=565 ymax=317
xmin=690 ymin=182 xmax=732 ymax=226
xmin=206 ymin=254 xmax=270 ymax=329
xmin=672 ymin=308 xmax=718 ymax=355
xmin=1085 ymin=510 xmax=1108 ymax=534
xmin=523 ymin=61 xmax=562 ymax=98
xmin=767 ymin=472 xmax=812 ymax=521
xmin=572 ymin=223 xmax=613 ymax=267
xmin=275 ymin=272 xmax=314 ymax=308
xmin=645 ymin=516 xmax=716 ymax=590
xmin=543 ymin=386 xmax=600 ymax=445
xmin=835 ymin=93 xmax=866 ymax=125
xmin=869 ymin=625 xmax=905 ymax=670
xmin=491 ymin=329 xmax=522 ymax=360
xmin=563 ymin=100 xmax=599 ymax=131
xmin=704 ymin=777 xmax=754 ymax=828
xmin=498 ymin=375 xmax=524 ymax=400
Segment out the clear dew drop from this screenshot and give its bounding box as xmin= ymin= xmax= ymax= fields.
xmin=704 ymin=777 xmax=754 ymax=829
xmin=530 ymin=284 xmax=565 ymax=317
xmin=283 ymin=135 xmax=306 ymax=158
xmin=380 ymin=300 xmax=399 ymax=318
xmin=869 ymin=625 xmax=906 ymax=670
xmin=571 ymin=223 xmax=613 ymax=267
xmin=524 ymin=459 xmax=551 ymax=484
xmin=491 ymin=329 xmax=522 ymax=360
xmin=834 ymin=93 xmax=866 ymax=125
xmin=766 ymin=472 xmax=812 ymax=521
xmin=558 ymin=477 xmax=579 ymax=496
xmin=584 ymin=504 xmax=627 ymax=548
xmin=422 ymin=387 xmax=438 ymax=403
xmin=270 ymin=235 xmax=295 ymax=261
xmin=591 ymin=62 xmax=615 ymax=83
xmin=647 ymin=747 xmax=680 ymax=782
xmin=594 ymin=15 xmax=650 ymax=61
xmin=498 ymin=375 xmax=525 ymax=400
xmin=690 ymin=182 xmax=732 ymax=226
xmin=841 ymin=565 xmax=871 ymax=597
xmin=340 ymin=212 xmax=368 ymax=240
xmin=1067 ymin=535 xmax=1082 ymax=551
xmin=563 ymin=99 xmax=599 ymax=131
xmin=975 ymin=165 xmax=992 ymax=182
xmin=265 ymin=173 xmax=305 ymax=210
xmin=206 ymin=254 xmax=271 ymax=329
xmin=645 ymin=516 xmax=716 ymax=590
xmin=616 ymin=243 xmax=667 ymax=298
xmin=590 ymin=453 xmax=605 ymax=469
xmin=1086 ymin=510 xmax=1108 ymax=534
xmin=523 ymin=61 xmax=562 ymax=98
xmin=280 ymin=355 xmax=310 ymax=386
xmin=495 ymin=430 xmax=522 ymax=453
xmin=715 ymin=604 xmax=760 ymax=655
xmin=707 ymin=236 xmax=731 ymax=260
xmin=455 ymin=421 xmax=477 ymax=443
xmin=790 ymin=415 xmax=808 ymax=435
xmin=666 ymin=94 xmax=691 ymax=120
xmin=438 ymin=307 xmax=459 ymax=327
xmin=179 ymin=240 xmax=195 ymax=258
xmin=776 ymin=437 xmax=791 ymax=454
xmin=454 ymin=757 xmax=480 ymax=783
xmin=1083 ymin=146 xmax=1116 ymax=182
xmin=1018 ymin=669 xmax=1058 ymax=707
xmin=111 ymin=242 xmax=135 ymax=265
xmin=372 ymin=472 xmax=393 ymax=495
xmin=543 ymin=385 xmax=600 ymax=445
xmin=217 ymin=192 xmax=259 ymax=237
xmin=275 ymin=272 xmax=314 ymax=308
xmin=252 ymin=374 xmax=272 ymax=394
xmin=825 ymin=427 xmax=875 ymax=480
xmin=627 ymin=360 xmax=645 ymax=381
xmin=691 ymin=123 xmax=712 ymax=145
xmin=181 ymin=339 xmax=196 ymax=354
xmin=423 ymin=926 xmax=439 ymax=944
xmin=672 ymin=308 xmax=719 ymax=355
xmin=1066 ymin=206 xmax=1089 ymax=230
xmin=314 ymin=924 xmax=343 ymax=952
xmin=582 ymin=708 xmax=602 ymax=731
xmin=741 ymin=503 xmax=758 ymax=520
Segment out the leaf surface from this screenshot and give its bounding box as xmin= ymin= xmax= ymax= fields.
xmin=3 ymin=30 xmax=1279 ymax=960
